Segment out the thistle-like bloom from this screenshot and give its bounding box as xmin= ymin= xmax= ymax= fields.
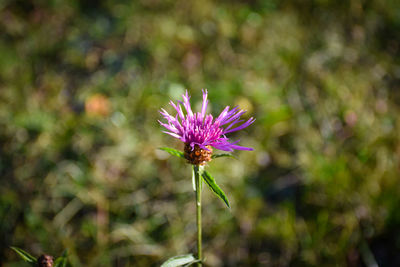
xmin=159 ymin=89 xmax=255 ymax=164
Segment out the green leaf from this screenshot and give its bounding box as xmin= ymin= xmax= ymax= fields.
xmin=10 ymin=247 xmax=37 ymax=264
xmin=54 ymin=249 xmax=69 ymax=267
xmin=211 ymin=153 xmax=235 ymax=159
xmin=201 ymin=171 xmax=230 ymax=208
xmin=54 ymin=256 xmax=68 ymax=267
xmin=61 ymin=249 xmax=68 ymax=258
xmin=161 ymin=254 xmax=198 ymax=267
xmin=159 ymin=147 xmax=185 ymax=159
xmin=183 ymin=260 xmax=202 ymax=267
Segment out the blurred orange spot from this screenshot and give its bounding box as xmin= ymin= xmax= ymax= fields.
xmin=85 ymin=94 xmax=110 ymax=117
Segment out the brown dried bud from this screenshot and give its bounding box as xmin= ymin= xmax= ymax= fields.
xmin=184 ymin=143 xmax=213 ymax=165
xmin=37 ymin=254 xmax=54 ymax=267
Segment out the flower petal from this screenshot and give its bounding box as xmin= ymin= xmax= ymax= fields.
xmin=223 ymin=117 xmax=255 ymax=134
xmin=162 ymin=131 xmax=182 ymax=139
xmin=160 ymin=90 xmax=254 ymax=154
xmin=181 ymin=90 xmax=193 ymax=118
xmin=200 ymin=89 xmax=208 ymax=120
xmin=229 ymin=144 xmax=254 ymax=151
xmin=169 ymin=100 xmax=185 ymax=121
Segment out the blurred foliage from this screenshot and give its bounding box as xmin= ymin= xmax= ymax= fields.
xmin=1 ymin=0 xmax=400 ymax=266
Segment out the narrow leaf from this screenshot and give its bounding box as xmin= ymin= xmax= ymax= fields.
xmin=61 ymin=249 xmax=68 ymax=257
xmin=192 ymin=166 xmax=196 ymax=191
xmin=201 ymin=171 xmax=230 ymax=208
xmin=54 ymin=249 xmax=70 ymax=267
xmin=199 ymin=165 xmax=204 ymax=191
xmin=54 ymin=256 xmax=68 ymax=267
xmin=54 ymin=257 xmax=67 ymax=267
xmin=161 ymin=254 xmax=197 ymax=267
xmin=10 ymin=247 xmax=37 ymax=263
xmin=183 ymin=260 xmax=202 ymax=267
xmin=211 ymin=153 xmax=235 ymax=159
xmin=159 ymin=147 xmax=185 ymax=159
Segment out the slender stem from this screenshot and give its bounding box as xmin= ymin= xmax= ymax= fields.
xmin=193 ymin=165 xmax=202 ymax=266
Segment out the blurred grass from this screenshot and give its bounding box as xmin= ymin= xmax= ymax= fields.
xmin=1 ymin=0 xmax=400 ymax=266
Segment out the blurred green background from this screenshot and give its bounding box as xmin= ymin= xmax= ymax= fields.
xmin=1 ymin=0 xmax=400 ymax=266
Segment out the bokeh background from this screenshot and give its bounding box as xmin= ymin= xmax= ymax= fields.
xmin=1 ymin=0 xmax=400 ymax=266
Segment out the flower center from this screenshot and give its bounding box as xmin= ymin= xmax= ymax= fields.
xmin=184 ymin=143 xmax=213 ymax=165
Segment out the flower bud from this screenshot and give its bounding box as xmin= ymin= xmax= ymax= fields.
xmin=37 ymin=254 xmax=54 ymax=267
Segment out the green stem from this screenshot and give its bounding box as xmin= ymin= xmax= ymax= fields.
xmin=193 ymin=165 xmax=202 ymax=266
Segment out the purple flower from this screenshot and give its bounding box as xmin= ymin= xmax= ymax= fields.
xmin=159 ymin=89 xmax=255 ymax=153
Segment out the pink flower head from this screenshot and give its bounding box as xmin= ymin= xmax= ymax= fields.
xmin=159 ymin=89 xmax=255 ymax=152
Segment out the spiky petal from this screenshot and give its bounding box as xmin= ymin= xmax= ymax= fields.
xmin=159 ymin=89 xmax=255 ymax=154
